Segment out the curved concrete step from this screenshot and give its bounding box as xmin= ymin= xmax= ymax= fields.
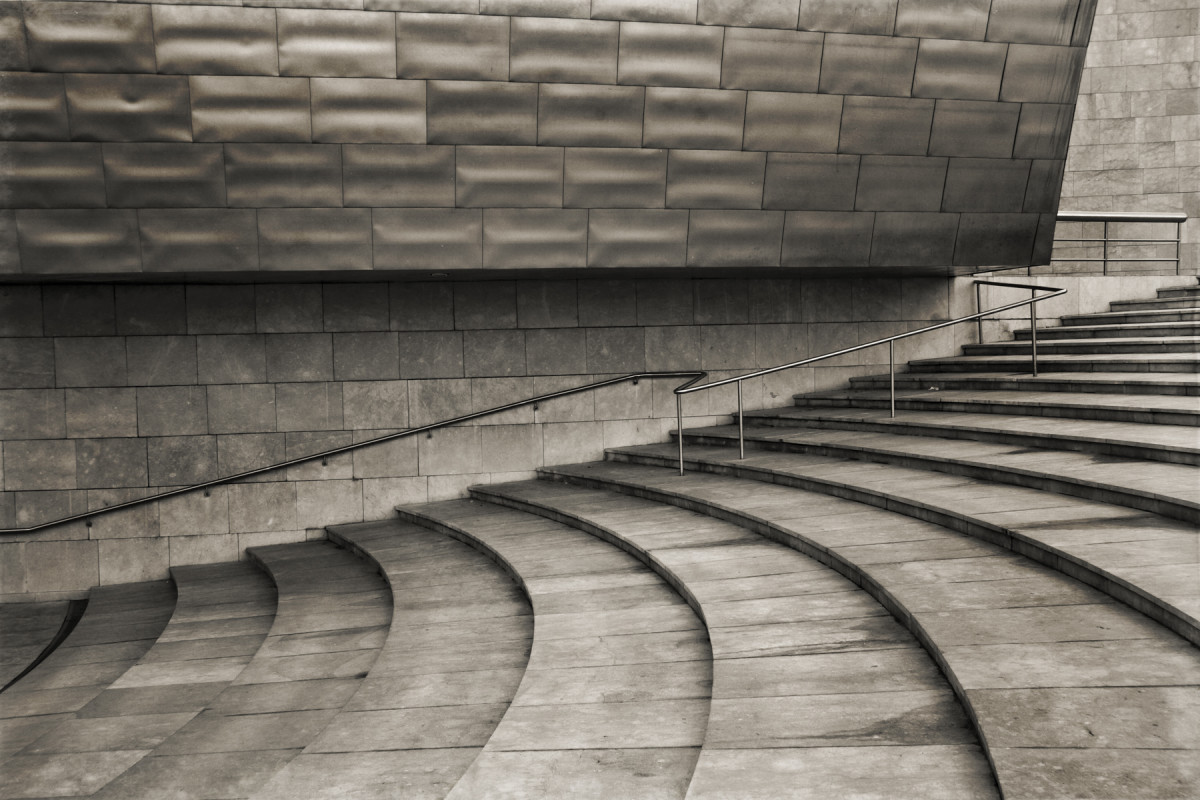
xmin=470 ymin=480 xmax=998 ymax=800
xmin=1062 ymin=308 xmax=1200 ymax=326
xmin=0 ymin=581 xmax=176 ymax=797
xmin=908 ymin=352 xmax=1200 ymax=373
xmin=399 ymin=498 xmax=711 ymax=799
xmin=252 ymin=519 xmax=535 ymax=799
xmin=963 ymin=336 xmax=1200 ymax=356
xmin=91 ymin=542 xmax=390 ymax=800
xmin=1 ymin=563 xmax=277 ymax=799
xmin=1014 ymin=321 xmax=1200 ymax=340
xmin=742 ymin=406 xmax=1200 ymax=465
xmin=606 ymin=444 xmax=1200 ymax=647
xmin=536 ymin=459 xmax=1200 ymax=800
xmin=0 ymin=600 xmax=74 ymax=692
xmin=791 ymin=388 xmax=1200 ymax=426
xmin=849 ymin=371 xmax=1200 ymax=397
xmin=677 ymin=424 xmax=1199 ymax=524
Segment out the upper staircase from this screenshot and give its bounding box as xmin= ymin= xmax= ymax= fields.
xmin=0 ymin=280 xmax=1196 ymax=798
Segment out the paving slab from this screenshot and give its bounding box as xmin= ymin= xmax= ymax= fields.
xmin=447 ymin=748 xmax=699 ymax=800
xmin=0 ymin=601 xmax=68 ymax=690
xmin=252 ymin=749 xmax=478 ymax=800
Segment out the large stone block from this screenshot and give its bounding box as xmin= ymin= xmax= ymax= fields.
xmin=42 ymin=286 xmax=115 ymax=338
xmin=228 ymin=481 xmax=297 ymax=533
xmin=216 ymin=433 xmax=285 ymax=482
xmin=463 ymin=329 xmax=527 ymax=377
xmin=126 ymin=336 xmax=198 ymax=387
xmin=342 ymin=380 xmax=410 ymax=429
xmin=407 ymin=378 xmax=470 ymax=427
xmin=541 ymin=420 xmax=604 ymax=465
xmin=76 ymin=437 xmax=148 ymax=489
xmin=516 ymin=281 xmax=579 ymax=328
xmin=635 ymin=278 xmax=694 ymax=325
xmin=586 ymin=327 xmax=645 ymax=372
xmin=136 ymin=386 xmax=208 ymax=438
xmin=525 ymin=328 xmax=586 ymax=375
xmin=0 ymin=339 xmax=54 ymax=389
xmin=275 ymin=383 xmax=344 ymax=432
xmin=480 ymin=424 xmax=542 ymax=472
xmin=158 ymin=486 xmax=230 ymax=538
xmin=0 ymin=286 xmax=42 ymax=337
xmin=186 ymin=285 xmax=256 ymax=334
xmin=454 ymin=282 xmax=517 ymax=329
xmin=295 ymin=479 xmax=363 ymax=529
xmin=351 ymin=435 xmax=418 ymax=480
xmin=264 ymin=334 xmax=334 ymax=383
xmin=256 ymin=285 xmax=323 ymax=334
xmin=391 ymin=282 xmax=454 ymax=331
xmin=323 ymin=284 xmax=390 ymax=332
xmin=397 ymin=331 xmax=464 ymax=379
xmin=146 ymin=436 xmax=218 ymax=487
xmin=334 ymin=333 xmax=400 ymax=380
xmin=196 ymin=335 xmax=267 ymax=385
xmin=3 ymin=440 xmax=76 ymax=491
xmin=12 ymin=540 xmax=98 ymax=595
xmin=417 ymin=425 xmax=481 ymax=474
xmin=65 ymin=388 xmax=137 ymax=439
xmin=694 ymin=279 xmax=749 ymax=324
xmin=206 ymin=384 xmax=277 ymax=435
xmin=0 ymin=389 xmax=65 ymax=440
xmin=54 ymin=338 xmax=127 ymax=388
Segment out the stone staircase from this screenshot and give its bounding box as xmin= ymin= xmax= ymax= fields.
xmin=1 ymin=281 xmax=1197 ymax=798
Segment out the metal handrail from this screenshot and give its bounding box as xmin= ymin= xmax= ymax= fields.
xmin=673 ymin=280 xmax=1066 ymax=475
xmin=1053 ymin=211 xmax=1187 ymax=274
xmin=1 ymin=371 xmax=705 ymax=535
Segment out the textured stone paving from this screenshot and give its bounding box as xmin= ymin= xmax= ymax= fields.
xmin=400 ymin=499 xmax=711 ymax=800
xmin=90 ymin=542 xmax=389 ymax=800
xmin=533 ymin=460 xmax=1200 ymax=800
xmin=474 ymin=479 xmax=998 ymax=800
xmin=0 ymin=600 xmax=68 ymax=691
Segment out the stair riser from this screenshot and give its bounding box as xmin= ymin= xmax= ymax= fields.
xmin=676 ymin=432 xmax=1199 ymax=524
xmin=1061 ymin=312 xmax=1200 ymax=325
xmin=553 ymin=459 xmax=1199 ymax=648
xmin=1013 ymin=325 xmax=1200 ymax=340
xmin=848 ymin=377 xmax=1200 ymax=396
xmin=1157 ymin=289 xmax=1200 ymax=299
xmin=910 ymin=360 xmax=1200 ymax=374
xmin=740 ymin=415 xmax=1200 ymax=465
xmin=963 ymin=342 xmax=1200 ymax=355
xmin=790 ymin=396 xmax=1199 ymax=426
xmin=1110 ymin=299 xmax=1200 ymax=311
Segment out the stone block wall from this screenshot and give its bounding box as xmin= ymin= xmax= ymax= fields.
xmin=0 ymin=275 xmax=975 ymax=599
xmin=1051 ymin=0 xmax=1199 ymax=275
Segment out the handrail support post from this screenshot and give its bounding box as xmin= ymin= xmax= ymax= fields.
xmin=888 ymin=340 xmax=896 ymax=419
xmin=975 ymin=281 xmax=983 ymax=344
xmin=737 ymin=380 xmax=744 ymax=459
xmin=1030 ymin=292 xmax=1039 ymax=377
xmin=676 ymin=393 xmax=685 ymax=476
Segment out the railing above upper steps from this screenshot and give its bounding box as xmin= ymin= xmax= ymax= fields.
xmin=1 ymin=280 xmax=1064 ymax=534
xmin=1053 ymin=211 xmax=1188 ymax=275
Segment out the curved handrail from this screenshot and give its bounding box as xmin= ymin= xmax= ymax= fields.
xmin=1 ymin=371 xmax=706 ymax=535
xmin=672 ymin=280 xmax=1066 ymax=473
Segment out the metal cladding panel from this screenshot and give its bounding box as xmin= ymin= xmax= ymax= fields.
xmin=483 ymin=208 xmax=588 ymax=268
xmin=1000 ymin=44 xmax=1087 ymax=104
xmin=781 ymin=210 xmax=874 ymax=266
xmin=537 ymin=84 xmax=645 ymax=147
xmin=64 ymin=74 xmax=193 ymax=143
xmin=820 ymin=34 xmax=918 ymax=97
xmin=928 ymin=99 xmax=1021 ymax=158
xmin=311 ymin=78 xmax=425 ymax=144
xmin=666 ymin=150 xmax=765 ymax=209
xmin=152 ymin=5 xmax=280 ymax=76
xmin=278 ymin=9 xmax=397 ymax=78
xmin=942 ymin=158 xmax=1031 ymax=212
xmin=686 ymin=210 xmax=784 ymax=267
xmin=343 ymin=144 xmax=455 ymax=207
xmin=190 ymin=76 xmax=312 ymax=143
xmin=698 ymin=0 xmax=798 ymax=29
xmin=763 ymin=153 xmax=859 ymax=211
xmin=1071 ymin=0 xmax=1097 ymax=47
xmin=457 ymin=146 xmax=565 ymax=208
xmin=481 ymin=0 xmax=592 ymax=17
xmin=225 ymin=144 xmax=343 ymax=208
xmin=258 ymin=208 xmax=373 ymax=270
xmin=369 ymin=0 xmax=477 ymax=11
xmin=720 ymin=28 xmax=822 ymax=93
xmin=563 ymin=147 xmax=667 ymax=208
xmin=855 ymin=155 xmax=948 ymax=212
xmin=373 ymin=207 xmax=483 ymax=268
xmin=1014 ymin=102 xmax=1075 ymax=159
xmin=591 ymin=0 xmax=698 ymax=24
xmin=954 ymin=212 xmax=1039 ymax=266
xmin=0 ymin=73 xmax=69 ymax=140
xmin=1023 ymin=159 xmax=1065 ymax=213
xmin=798 ymin=0 xmax=897 ymax=35
xmin=744 ymin=91 xmax=841 ymax=153
xmin=139 ymin=208 xmax=260 ymax=272
xmin=643 ymin=87 xmax=746 ymax=150
xmin=987 ymin=0 xmax=1079 ymax=46
xmin=839 ymin=96 xmax=934 ymax=156
xmin=912 ymin=39 xmax=1008 ymax=101
xmin=1031 ymin=212 xmax=1056 ymax=263
xmin=587 ymin=208 xmax=688 ymax=267
xmin=617 ymin=21 xmax=723 ymax=88
xmin=894 ymin=0 xmax=990 ymax=40
xmin=103 ymin=143 xmax=227 ymax=208
xmin=16 ymin=210 xmax=141 ymax=274
xmin=0 ymin=210 xmax=17 ymax=273
xmin=0 ymin=143 xmax=106 ymax=208
xmin=869 ymin=211 xmax=959 ymax=266
xmin=426 ymin=81 xmax=538 ymax=145
xmin=24 ymin=2 xmax=155 ymax=73
xmin=0 ymin=3 xmax=28 ymax=70
xmin=397 ymin=13 xmax=509 ymax=81
xmin=510 ymin=17 xmax=619 ymax=83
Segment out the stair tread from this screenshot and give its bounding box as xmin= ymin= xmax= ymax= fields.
xmin=539 ymin=459 xmax=1200 ymax=800
xmin=798 ymin=387 xmax=1200 ymax=414
xmin=1065 ymin=308 xmax=1200 ymax=321
xmin=605 ymin=445 xmax=1199 ymax=637
xmin=745 ymin=405 xmax=1200 ymax=454
xmin=88 ymin=542 xmax=388 ymax=800
xmin=914 ymin=352 xmax=1199 ymax=364
xmin=859 ymin=370 xmax=1200 ymax=386
xmin=397 ymin=499 xmax=708 ymax=798
xmin=473 ymin=479 xmax=997 ymax=799
xmin=681 ymin=424 xmax=1199 ymax=518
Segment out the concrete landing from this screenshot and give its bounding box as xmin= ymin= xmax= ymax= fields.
xmin=0 ymin=600 xmax=69 ymax=691
xmin=539 ymin=459 xmax=1200 ymax=800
